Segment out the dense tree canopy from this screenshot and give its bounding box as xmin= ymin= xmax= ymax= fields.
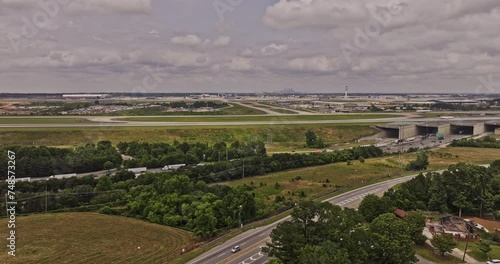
xmin=0 ymin=141 xmax=122 ymax=179
xmin=125 ymin=174 xmax=256 ymax=238
xmin=264 ymin=200 xmax=421 ymax=264
xmin=264 ymin=201 xmax=369 ymax=264
xmin=385 ymin=162 xmax=500 ymax=217
xmin=118 ymin=140 xmax=266 ymax=168
xmin=370 ymin=213 xmax=418 ymax=264
xmin=358 ymin=194 xmax=395 ymax=222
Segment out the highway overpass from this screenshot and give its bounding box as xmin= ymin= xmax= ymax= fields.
xmin=377 ymin=121 xmax=500 ymax=139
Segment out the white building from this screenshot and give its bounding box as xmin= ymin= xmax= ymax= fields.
xmin=62 ymin=94 xmax=109 ymax=99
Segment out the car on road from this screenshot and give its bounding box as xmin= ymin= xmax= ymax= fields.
xmin=487 ymin=260 xmax=500 ymax=264
xmin=231 ymin=246 xmax=241 ymax=253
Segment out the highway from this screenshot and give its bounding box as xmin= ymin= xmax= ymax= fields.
xmin=0 ymin=115 xmax=499 ymax=128
xmin=188 ymin=172 xmax=438 ymax=264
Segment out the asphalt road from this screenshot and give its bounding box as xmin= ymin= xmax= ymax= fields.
xmin=188 ymin=172 xmax=440 ymax=264
xmin=0 ymin=115 xmax=499 ymax=128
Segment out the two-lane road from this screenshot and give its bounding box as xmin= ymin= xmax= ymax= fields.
xmin=189 ymin=173 xmax=435 ymax=264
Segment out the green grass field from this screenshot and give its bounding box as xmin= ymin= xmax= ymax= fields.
xmin=120 ymin=114 xmax=400 ymax=122
xmin=0 ymin=124 xmax=378 ymax=147
xmin=109 ymin=103 xmax=266 ymax=116
xmin=224 ymin=147 xmax=500 ymax=206
xmin=0 ymin=212 xmax=196 ymax=264
xmin=457 ymin=241 xmax=500 ymax=261
xmin=0 ymin=118 xmax=90 ymax=124
xmin=415 ymin=245 xmax=464 ymax=263
xmin=268 ymin=108 xmax=298 ymax=114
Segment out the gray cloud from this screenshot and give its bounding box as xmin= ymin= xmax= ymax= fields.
xmin=0 ymin=0 xmax=499 ymax=93
xmin=1 ymin=0 xmax=152 ymax=14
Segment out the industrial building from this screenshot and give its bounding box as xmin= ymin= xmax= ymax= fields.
xmin=62 ymin=94 xmax=109 ymax=99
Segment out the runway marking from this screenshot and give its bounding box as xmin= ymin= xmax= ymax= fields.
xmin=335 ymin=188 xmax=381 ymax=206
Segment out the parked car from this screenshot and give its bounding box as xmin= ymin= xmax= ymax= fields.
xmin=487 ymin=260 xmax=500 ymax=264
xmin=231 ymin=245 xmax=240 ymax=253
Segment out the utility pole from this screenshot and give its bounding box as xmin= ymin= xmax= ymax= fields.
xmin=463 ymin=223 xmax=471 ymax=262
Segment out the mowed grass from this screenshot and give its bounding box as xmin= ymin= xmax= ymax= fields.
xmin=110 ymin=103 xmax=266 ymax=116
xmin=0 ymin=118 xmax=90 ymax=124
xmin=414 ymin=245 xmax=464 ymax=263
xmin=225 ymin=147 xmax=500 ymax=204
xmin=121 ymin=114 xmax=400 ymax=122
xmin=0 ymin=212 xmax=196 ymax=264
xmin=0 ymin=124 xmax=378 ymax=147
xmin=457 ymin=241 xmax=500 ymax=261
xmin=268 ymin=108 xmax=298 ymax=114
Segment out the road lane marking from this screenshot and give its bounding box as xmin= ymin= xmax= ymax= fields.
xmin=335 ymin=188 xmax=381 ymax=206
xmin=218 ymin=238 xmax=270 ymax=264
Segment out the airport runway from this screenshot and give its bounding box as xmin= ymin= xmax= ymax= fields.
xmin=188 ymin=172 xmax=441 ymax=264
xmin=0 ymin=116 xmax=499 ymax=128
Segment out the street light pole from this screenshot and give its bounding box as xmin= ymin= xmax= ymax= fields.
xmin=239 ymin=205 xmax=243 ymax=228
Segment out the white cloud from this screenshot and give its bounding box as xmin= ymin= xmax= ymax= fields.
xmin=241 ymin=49 xmax=253 ymax=57
xmin=170 ymin=34 xmax=202 ymax=46
xmin=1 ymin=0 xmax=153 ymax=14
xmin=261 ymin=43 xmax=288 ymax=56
xmin=263 ymin=0 xmax=367 ymax=30
xmin=286 ymin=56 xmax=339 ymax=74
xmin=226 ymin=57 xmax=257 ymax=72
xmin=212 ymin=36 xmax=231 ymax=47
xmin=2 ymin=0 xmax=500 ymax=93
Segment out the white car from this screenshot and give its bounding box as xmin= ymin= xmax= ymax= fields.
xmin=231 ymin=245 xmax=240 ymax=253
xmin=487 ymin=260 xmax=500 ymax=264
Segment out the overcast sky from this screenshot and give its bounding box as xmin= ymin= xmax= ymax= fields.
xmin=0 ymin=0 xmax=499 ymax=94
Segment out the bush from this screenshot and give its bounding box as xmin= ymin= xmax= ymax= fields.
xmin=99 ymin=206 xmax=119 ymax=215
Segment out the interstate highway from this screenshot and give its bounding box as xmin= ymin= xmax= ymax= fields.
xmin=188 ymin=172 xmax=435 ymax=264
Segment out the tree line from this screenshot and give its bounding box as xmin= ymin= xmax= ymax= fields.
xmin=451 ymin=136 xmax=500 ymax=148
xmin=0 ymin=141 xmax=122 ymax=179
xmin=265 ymin=200 xmax=426 ymax=264
xmin=384 ymin=161 xmax=500 ymax=217
xmin=118 ymin=140 xmax=266 ymax=168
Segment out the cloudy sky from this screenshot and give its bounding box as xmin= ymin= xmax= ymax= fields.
xmin=0 ymin=0 xmax=499 ymax=94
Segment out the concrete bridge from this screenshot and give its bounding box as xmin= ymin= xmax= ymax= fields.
xmin=377 ymin=121 xmax=500 ymax=139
